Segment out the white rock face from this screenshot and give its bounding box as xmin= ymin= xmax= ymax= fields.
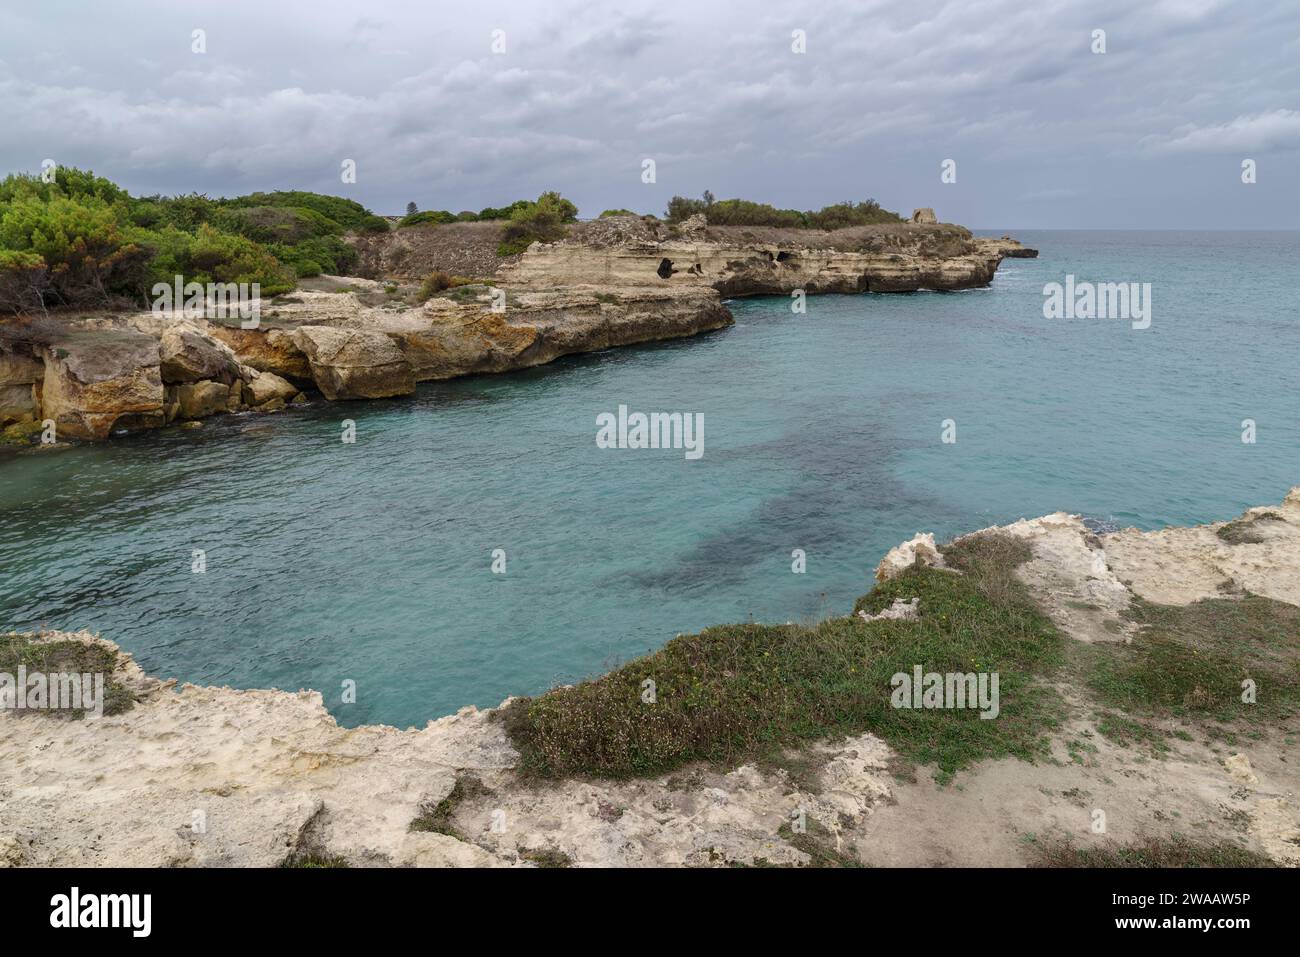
xmin=859 ymin=597 xmax=920 ymax=622
xmin=0 ymin=634 xmax=897 ymax=868
xmin=1102 ymin=491 xmax=1300 ymax=606
xmin=874 ymin=532 xmax=946 ymax=581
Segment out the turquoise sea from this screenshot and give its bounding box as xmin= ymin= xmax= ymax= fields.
xmin=2 ymin=230 xmax=1297 ymax=727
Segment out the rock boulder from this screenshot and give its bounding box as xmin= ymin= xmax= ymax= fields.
xmin=0 ymin=347 xmax=42 ymax=426
xmin=246 ymin=370 xmax=300 ymax=407
xmin=159 ymin=322 xmax=243 ymax=384
xmin=40 ymin=331 xmax=165 ymax=440
xmin=175 ymin=380 xmax=230 ymax=419
xmin=292 ymin=326 xmax=415 ymax=400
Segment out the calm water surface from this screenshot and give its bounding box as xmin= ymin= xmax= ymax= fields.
xmin=2 ymin=230 xmax=1297 ymax=726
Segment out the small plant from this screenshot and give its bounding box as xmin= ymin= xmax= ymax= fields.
xmin=409 ymin=774 xmax=491 ymax=838
xmin=417 ymin=272 xmax=478 ymax=302
xmin=1027 ymin=834 xmax=1276 ymax=868
xmin=519 ymin=846 xmax=572 ymax=868
xmin=0 ymin=633 xmax=135 ymax=719
xmin=496 ymin=191 xmax=577 ymax=256
xmin=1216 ymin=511 xmax=1285 ymax=545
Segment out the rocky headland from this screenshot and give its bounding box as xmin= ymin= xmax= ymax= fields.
xmin=3 ymin=489 xmax=1295 ymax=868
xmin=0 ymin=212 xmax=1035 ymax=444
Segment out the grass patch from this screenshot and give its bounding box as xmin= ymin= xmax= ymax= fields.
xmin=1027 ymin=833 xmax=1276 ymax=868
xmin=499 ymin=533 xmax=1063 ymax=784
xmin=1216 ymin=511 xmax=1285 ymax=545
xmin=279 ymin=852 xmax=349 ymax=868
xmin=1086 ymin=595 xmax=1300 ymax=724
xmin=519 ymin=846 xmax=572 ymax=868
xmin=777 ymin=819 xmax=862 ymax=868
xmin=409 ymin=773 xmax=490 ymax=839
xmin=0 ymin=633 xmax=134 ymax=718
xmin=1095 ymin=711 xmax=1170 ymax=755
xmin=430 ymin=283 xmax=490 ymax=305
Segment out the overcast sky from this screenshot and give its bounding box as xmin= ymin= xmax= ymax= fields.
xmin=1 ymin=0 xmax=1297 ymax=227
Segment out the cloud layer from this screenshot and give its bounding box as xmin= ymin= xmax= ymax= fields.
xmin=1 ymin=0 xmax=1296 ymax=227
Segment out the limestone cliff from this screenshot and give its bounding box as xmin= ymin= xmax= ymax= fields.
xmin=498 ymin=218 xmax=1031 ymax=295
xmin=1 ymin=212 xmax=1032 ymax=444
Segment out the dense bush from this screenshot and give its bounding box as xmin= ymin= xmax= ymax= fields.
xmin=477 ymin=200 xmax=535 ymax=221
xmin=225 ymin=190 xmax=377 ymax=230
xmin=497 ymin=192 xmax=578 ymax=255
xmin=0 ymin=168 xmax=375 ymax=312
xmin=0 ymin=193 xmax=152 ymax=310
xmin=0 ymin=168 xmax=128 ymax=206
xmin=416 ymin=270 xmax=477 ymax=301
xmin=804 ymin=200 xmax=900 ymax=229
xmin=142 ymin=224 xmax=295 ymax=295
xmin=599 ymin=208 xmax=637 ymax=217
xmin=664 ymin=191 xmax=904 ymax=228
xmin=398 ymin=209 xmax=459 ymax=228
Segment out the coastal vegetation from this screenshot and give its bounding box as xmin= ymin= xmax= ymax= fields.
xmin=494 ymin=191 xmax=580 ymax=255
xmin=396 ymin=192 xmax=579 ymax=233
xmin=416 ymin=270 xmax=479 ymax=300
xmin=665 ymin=191 xmax=906 ymax=228
xmin=0 ymin=632 xmax=134 ymax=719
xmin=410 ymin=773 xmax=492 ymax=839
xmin=500 ymin=534 xmax=1067 ymax=784
xmin=1026 ymin=834 xmax=1277 ymax=868
xmin=1083 ymin=593 xmax=1300 ymax=725
xmin=501 ymin=528 xmax=1300 ymax=789
xmin=0 ymin=168 xmax=383 ymax=313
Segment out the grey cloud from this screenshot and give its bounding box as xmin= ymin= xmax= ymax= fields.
xmin=0 ymin=0 xmax=1296 ymax=227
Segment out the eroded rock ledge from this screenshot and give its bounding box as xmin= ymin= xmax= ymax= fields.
xmin=3 ymin=489 xmax=1296 ymax=868
xmin=497 ymin=216 xmax=1037 ymax=295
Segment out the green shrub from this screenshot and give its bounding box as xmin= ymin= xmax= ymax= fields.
xmin=705 ymin=199 xmax=807 ymax=228
xmin=398 ymin=209 xmax=458 ymax=228
xmin=599 ymin=208 xmax=637 ymax=218
xmin=665 ymin=195 xmax=708 ymax=223
xmin=265 ymin=236 xmax=356 ymax=277
xmin=0 ymin=169 xmax=428 ymax=313
xmin=417 ymin=271 xmax=477 ymax=301
xmin=478 ymin=201 xmax=534 ymax=221
xmin=225 ymin=190 xmax=377 ymax=230
xmin=129 ymin=193 xmax=221 ymax=231
xmin=0 ymin=193 xmax=152 ymax=307
xmin=0 ymin=168 xmax=128 ymax=206
xmin=136 ymin=223 xmax=295 ymax=296
xmin=496 ymin=191 xmax=576 ymax=255
xmin=664 ymin=192 xmax=905 ymax=227
xmin=805 ymin=200 xmax=902 ymax=228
